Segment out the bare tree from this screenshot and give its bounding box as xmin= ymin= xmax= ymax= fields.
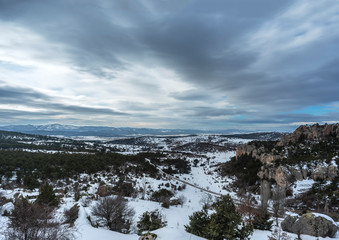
xmin=272 ymin=185 xmax=286 ymax=226
xmin=199 ymin=193 xmax=214 ymax=209
xmin=91 ymin=195 xmax=135 ymax=233
xmin=238 ymin=193 xmax=257 ymax=224
xmin=6 ymin=197 xmax=74 ymax=240
xmin=261 ymin=180 xmax=271 ymax=211
xmin=140 ymin=178 xmax=147 ymax=200
xmin=63 ymin=204 xmax=80 ymax=226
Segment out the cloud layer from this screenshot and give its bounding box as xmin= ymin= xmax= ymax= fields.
xmin=0 ymin=0 xmax=338 ymax=131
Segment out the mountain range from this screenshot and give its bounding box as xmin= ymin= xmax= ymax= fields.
xmin=0 ymin=124 xmax=255 ymax=137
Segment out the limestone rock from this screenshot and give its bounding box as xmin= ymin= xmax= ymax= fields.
xmin=278 ymin=123 xmax=339 ymax=146
xmin=139 ymin=232 xmax=157 ymax=240
xmin=312 ymin=164 xmax=339 ymax=181
xmin=96 ymin=185 xmax=113 ymax=197
xmin=281 ymin=213 xmax=338 ymax=238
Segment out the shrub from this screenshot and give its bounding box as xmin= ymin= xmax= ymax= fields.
xmin=137 ymin=210 xmax=166 ymax=235
xmin=161 ymin=201 xmax=169 ymax=208
xmin=8 ymin=197 xmax=74 ymax=240
xmin=36 ymin=182 xmax=58 ymax=207
xmin=112 ymin=180 xmax=135 ymax=197
xmin=252 ymin=211 xmax=273 ymax=230
xmin=219 ymin=154 xmax=262 ymax=190
xmin=23 ymin=176 xmax=40 ymax=190
xmin=91 ymin=195 xmax=135 ymax=233
xmin=64 ymin=204 xmax=80 ymax=225
xmin=185 ymin=195 xmax=253 ymax=240
xmin=151 ymin=189 xmax=174 ymax=203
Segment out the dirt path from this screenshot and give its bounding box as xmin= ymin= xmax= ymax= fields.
xmin=146 ymin=158 xmax=243 ymax=205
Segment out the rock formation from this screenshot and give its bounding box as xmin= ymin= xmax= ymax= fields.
xmin=279 ymin=123 xmax=339 ymax=146
xmin=235 ymin=123 xmax=339 ymax=188
xmin=139 ymin=232 xmax=157 ymax=240
xmin=281 ymin=213 xmax=338 ymax=238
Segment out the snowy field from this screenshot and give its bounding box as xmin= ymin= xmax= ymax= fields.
xmin=0 ymin=135 xmax=338 ymax=240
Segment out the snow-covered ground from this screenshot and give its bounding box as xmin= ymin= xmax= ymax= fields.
xmin=0 ymin=134 xmax=338 ymax=240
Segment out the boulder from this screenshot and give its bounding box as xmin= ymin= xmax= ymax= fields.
xmin=138 ymin=232 xmax=157 ymax=240
xmin=96 ymin=185 xmax=113 ymax=197
xmin=281 ymin=213 xmax=338 ymax=238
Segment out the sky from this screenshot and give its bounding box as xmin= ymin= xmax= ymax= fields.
xmin=0 ymin=0 xmax=339 ymax=131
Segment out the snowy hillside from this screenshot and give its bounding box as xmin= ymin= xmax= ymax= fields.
xmin=0 ymin=132 xmax=338 ymax=240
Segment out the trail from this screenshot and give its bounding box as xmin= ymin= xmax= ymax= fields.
xmin=146 ymin=158 xmax=243 ymax=205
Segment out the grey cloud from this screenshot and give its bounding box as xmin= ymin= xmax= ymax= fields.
xmin=0 ymin=0 xmax=293 ymax=84
xmin=227 ymin=58 xmax=339 ymax=112
xmin=0 ymin=0 xmax=338 ymax=129
xmin=169 ymin=90 xmax=215 ymax=101
xmin=168 ymin=106 xmax=246 ymax=118
xmin=0 ymin=84 xmax=50 ymax=104
xmin=188 ymin=107 xmax=245 ymax=117
xmin=0 ymin=85 xmax=128 ymax=117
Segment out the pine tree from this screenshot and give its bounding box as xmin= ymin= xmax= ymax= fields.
xmin=137 ymin=210 xmax=166 ymax=235
xmin=185 ymin=206 xmax=210 ymax=237
xmin=185 ymin=195 xmax=253 ymax=240
xmin=36 ymin=182 xmax=58 ymax=206
xmin=252 ymin=211 xmax=273 ymax=230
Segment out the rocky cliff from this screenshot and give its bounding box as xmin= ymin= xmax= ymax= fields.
xmin=279 ymin=123 xmax=339 ymax=146
xmin=236 ymin=123 xmax=339 ymax=188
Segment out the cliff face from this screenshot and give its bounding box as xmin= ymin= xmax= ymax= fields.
xmin=236 ymin=144 xmax=281 ymax=165
xmin=236 ymin=123 xmax=339 ymax=188
xmin=279 ymin=123 xmax=339 ymax=146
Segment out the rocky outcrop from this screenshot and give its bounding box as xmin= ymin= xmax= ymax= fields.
xmin=258 ymin=161 xmax=338 ymax=188
xmin=96 ymin=185 xmax=114 ymax=197
xmin=236 ymin=123 xmax=339 ymax=188
xmin=258 ymin=165 xmax=289 ymax=187
xmin=281 ymin=213 xmax=338 ymax=238
xmin=139 ymin=232 xmax=157 ymax=240
xmin=279 ymin=123 xmax=339 ymax=146
xmin=236 ymin=144 xmax=281 ymax=165
xmin=312 ymin=164 xmax=338 ymax=180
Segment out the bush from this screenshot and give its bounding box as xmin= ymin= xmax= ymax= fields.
xmin=219 ymin=154 xmax=262 ymax=189
xmin=161 ymin=201 xmax=169 ymax=208
xmin=137 ymin=210 xmax=166 ymax=235
xmin=112 ymin=180 xmax=135 ymax=197
xmin=252 ymin=211 xmax=273 ymax=230
xmin=36 ymin=182 xmax=58 ymax=207
xmin=91 ymin=195 xmax=135 ymax=233
xmin=151 ymin=189 xmax=174 ymax=203
xmin=8 ymin=197 xmax=74 ymax=240
xmin=23 ymin=176 xmax=40 ymax=190
xmin=185 ymin=195 xmax=253 ymax=240
xmin=64 ymin=204 xmax=80 ymax=225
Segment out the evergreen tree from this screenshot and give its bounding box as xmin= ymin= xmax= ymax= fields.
xmin=185 ymin=195 xmax=253 ymax=240
xmin=137 ymin=209 xmax=166 ymax=235
xmin=185 ymin=206 xmax=210 ymax=237
xmin=36 ymin=182 xmax=58 ymax=206
xmin=252 ymin=211 xmax=273 ymax=230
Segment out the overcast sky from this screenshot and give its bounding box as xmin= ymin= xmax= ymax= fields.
xmin=0 ymin=0 xmax=338 ymax=131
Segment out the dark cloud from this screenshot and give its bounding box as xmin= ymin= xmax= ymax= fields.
xmin=0 ymin=84 xmax=128 ymax=118
xmin=186 ymin=106 xmax=246 ymax=117
xmin=0 ymin=84 xmax=50 ymax=104
xmin=169 ymin=90 xmax=215 ymax=101
xmin=0 ymin=0 xmax=338 ymax=129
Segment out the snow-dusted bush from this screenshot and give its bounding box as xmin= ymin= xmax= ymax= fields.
xmin=63 ymin=204 xmax=79 ymax=225
xmin=137 ymin=209 xmax=166 ymax=235
xmin=91 ymin=195 xmax=135 ymax=233
xmin=6 ymin=197 xmax=74 ymax=240
xmin=185 ymin=195 xmax=253 ymax=240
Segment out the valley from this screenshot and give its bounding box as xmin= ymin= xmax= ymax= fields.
xmin=0 ymin=124 xmax=338 ymax=240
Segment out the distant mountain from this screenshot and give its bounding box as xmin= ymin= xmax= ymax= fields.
xmin=0 ymin=124 xmax=284 ymax=138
